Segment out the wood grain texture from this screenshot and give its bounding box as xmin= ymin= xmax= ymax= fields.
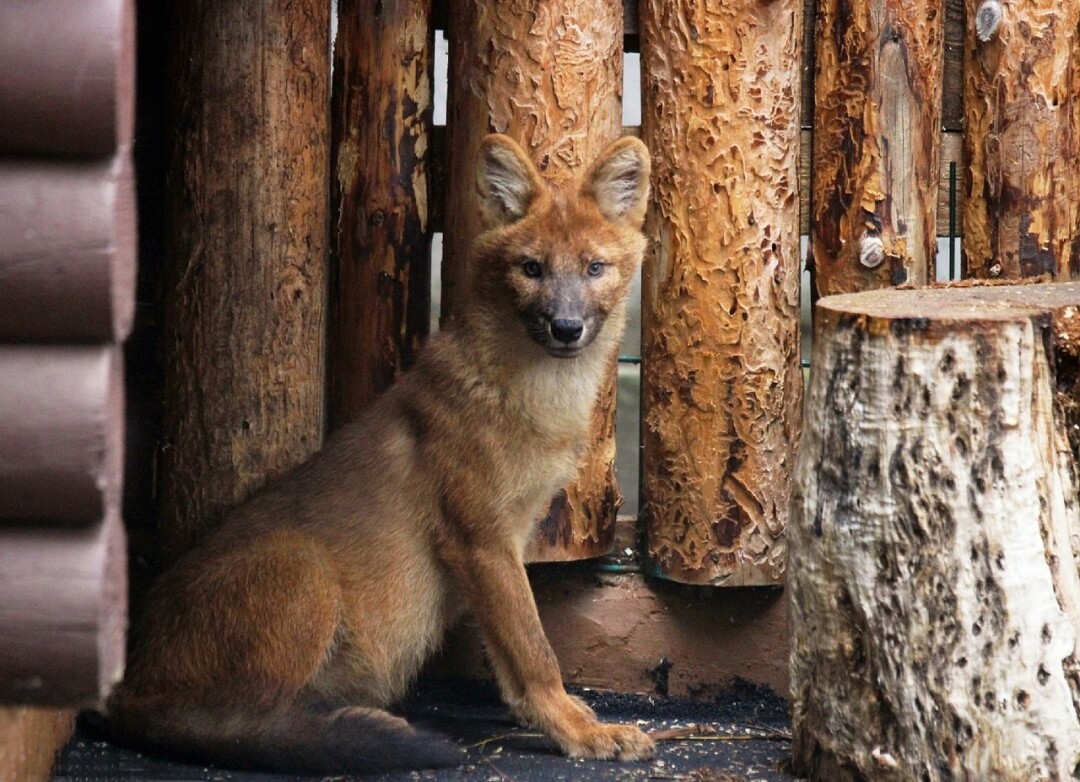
xmin=0 ymin=156 xmax=135 ymax=343
xmin=0 ymin=0 xmax=134 ymax=156
xmin=158 ymin=0 xmax=330 ymax=560
xmin=791 ymin=282 xmax=1080 ymax=780
xmin=327 ymin=0 xmax=433 ymax=427
xmin=0 ymin=708 xmax=74 ymax=782
xmin=963 ymin=0 xmax=1080 ymax=279
xmin=809 ymin=0 xmax=943 ymax=298
xmin=445 ymin=0 xmax=626 ymax=562
xmin=640 ymin=0 xmax=804 ymax=585
xmin=0 ymin=512 xmax=126 ymax=707
xmin=0 ymin=346 xmax=123 ymax=524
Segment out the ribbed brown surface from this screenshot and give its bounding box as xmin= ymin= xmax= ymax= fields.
xmin=0 ymin=511 xmax=126 ymax=707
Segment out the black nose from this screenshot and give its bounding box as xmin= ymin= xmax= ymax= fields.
xmin=550 ymin=319 xmax=584 ymax=344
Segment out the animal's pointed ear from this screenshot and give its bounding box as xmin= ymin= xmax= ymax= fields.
xmin=582 ymin=136 xmax=651 ymax=228
xmin=477 ymin=134 xmax=544 ymax=227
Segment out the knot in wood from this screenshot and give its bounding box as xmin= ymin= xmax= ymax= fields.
xmin=975 ymin=0 xmax=1003 ymax=42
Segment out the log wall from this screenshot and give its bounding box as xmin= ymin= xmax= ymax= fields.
xmin=0 ymin=0 xmax=135 ymax=772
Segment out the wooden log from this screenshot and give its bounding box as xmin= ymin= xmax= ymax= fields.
xmin=791 ymin=281 xmax=1080 ymax=780
xmin=0 ymin=0 xmax=134 ymax=157
xmin=0 ymin=157 xmax=136 ymax=343
xmin=808 ymin=0 xmax=943 ymax=297
xmin=0 ymin=346 xmax=123 ymax=525
xmin=326 ymin=0 xmax=432 ymax=428
xmin=0 ymin=511 xmax=126 ymax=707
xmin=639 ymin=0 xmax=804 ymax=584
xmin=158 ymin=0 xmax=330 ymax=559
xmin=963 ymin=0 xmax=1080 ymax=279
xmin=445 ymin=0 xmax=626 ymax=562
xmin=0 ymin=708 xmax=75 ymax=782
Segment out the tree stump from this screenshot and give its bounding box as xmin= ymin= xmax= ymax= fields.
xmin=791 ymin=281 xmax=1080 ymax=780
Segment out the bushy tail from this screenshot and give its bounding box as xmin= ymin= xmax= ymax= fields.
xmin=104 ymin=695 xmax=463 ymax=775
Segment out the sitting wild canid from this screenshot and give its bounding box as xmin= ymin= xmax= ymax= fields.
xmin=107 ymin=133 xmax=655 ymax=773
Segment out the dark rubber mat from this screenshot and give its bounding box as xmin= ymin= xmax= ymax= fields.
xmin=54 ymin=679 xmax=797 ymax=781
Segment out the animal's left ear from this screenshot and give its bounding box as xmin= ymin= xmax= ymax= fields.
xmin=581 ymin=137 xmax=651 ymax=228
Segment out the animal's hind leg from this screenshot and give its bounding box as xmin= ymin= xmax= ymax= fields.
xmin=122 ymin=529 xmax=345 ymax=711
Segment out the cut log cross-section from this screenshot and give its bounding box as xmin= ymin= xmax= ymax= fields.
xmin=791 ymin=282 xmax=1080 ymax=781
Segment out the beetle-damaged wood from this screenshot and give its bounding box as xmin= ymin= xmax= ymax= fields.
xmin=792 ymin=281 xmax=1080 ymax=780
xmin=963 ymin=0 xmax=1080 ymax=279
xmin=809 ymin=0 xmax=943 ymax=298
xmin=640 ymin=0 xmax=804 ymax=585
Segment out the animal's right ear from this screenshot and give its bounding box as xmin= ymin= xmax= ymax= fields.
xmin=477 ymin=134 xmax=544 ymax=227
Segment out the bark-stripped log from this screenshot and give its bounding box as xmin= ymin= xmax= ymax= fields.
xmin=640 ymin=0 xmax=804 ymax=584
xmin=0 ymin=157 xmax=135 ymax=343
xmin=791 ymin=282 xmax=1080 ymax=780
xmin=158 ymin=0 xmax=330 ymax=560
xmin=0 ymin=0 xmax=134 ymax=157
xmin=326 ymin=0 xmax=432 ymax=427
xmin=963 ymin=0 xmax=1080 ymax=279
xmin=0 ymin=347 xmax=123 ymax=524
xmin=445 ymin=0 xmax=625 ymax=562
xmin=0 ymin=512 xmax=126 ymax=707
xmin=809 ymin=0 xmax=943 ymax=297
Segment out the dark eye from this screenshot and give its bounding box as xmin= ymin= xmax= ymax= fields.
xmin=522 ymin=260 xmax=543 ymax=278
xmin=587 ymin=260 xmax=605 ymax=278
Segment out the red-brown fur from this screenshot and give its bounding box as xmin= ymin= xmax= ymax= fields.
xmin=108 ymin=134 xmax=654 ymax=773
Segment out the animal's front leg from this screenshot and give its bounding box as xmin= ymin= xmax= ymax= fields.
xmin=438 ymin=531 xmax=655 ymax=761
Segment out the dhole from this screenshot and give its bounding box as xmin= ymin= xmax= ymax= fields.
xmin=108 ymin=133 xmax=654 ymax=773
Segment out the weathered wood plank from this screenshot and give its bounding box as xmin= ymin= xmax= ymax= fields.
xmin=640 ymin=0 xmax=804 ymax=585
xmin=962 ymin=0 xmax=1080 ymax=279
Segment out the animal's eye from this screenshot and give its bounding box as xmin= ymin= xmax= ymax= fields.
xmin=522 ymin=259 xmax=543 ymax=279
xmin=587 ymin=260 xmax=606 ymax=278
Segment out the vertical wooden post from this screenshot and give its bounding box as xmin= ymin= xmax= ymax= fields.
xmin=963 ymin=0 xmax=1080 ymax=280
xmin=639 ymin=0 xmax=804 ymax=585
xmin=159 ymin=0 xmax=330 ymax=559
xmin=444 ymin=0 xmax=625 ymax=562
xmin=809 ymin=0 xmax=944 ymax=297
xmin=327 ymin=0 xmax=432 ymax=428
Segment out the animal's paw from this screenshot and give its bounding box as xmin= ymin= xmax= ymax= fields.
xmin=561 ymin=722 xmax=656 ymax=761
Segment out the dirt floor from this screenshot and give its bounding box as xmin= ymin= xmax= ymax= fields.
xmin=54 ymin=679 xmax=799 ymax=781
